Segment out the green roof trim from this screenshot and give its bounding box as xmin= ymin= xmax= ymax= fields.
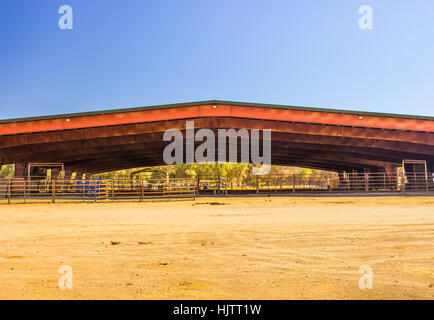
xmin=1 ymin=99 xmax=433 ymax=123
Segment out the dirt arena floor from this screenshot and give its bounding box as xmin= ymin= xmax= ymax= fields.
xmin=0 ymin=196 xmax=433 ymax=300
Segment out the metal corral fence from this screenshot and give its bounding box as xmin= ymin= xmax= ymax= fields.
xmin=0 ymin=177 xmax=197 ymax=204
xmin=256 ymin=172 xmax=434 ymax=193
xmin=1 ymin=172 xmax=433 ymax=204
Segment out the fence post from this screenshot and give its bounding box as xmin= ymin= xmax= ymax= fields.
xmin=293 ymin=174 xmax=296 ymax=192
xmin=7 ymin=178 xmax=11 ymax=204
xmin=365 ymin=173 xmax=369 ymax=192
xmin=52 ymin=179 xmax=55 ymax=203
xmin=111 ymin=181 xmax=114 ymax=201
xmin=94 ymin=181 xmax=97 ymax=203
xmin=82 ymin=179 xmax=85 ymax=202
xmin=23 ymin=179 xmax=26 ymax=203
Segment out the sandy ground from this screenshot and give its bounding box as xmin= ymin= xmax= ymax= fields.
xmin=0 ymin=196 xmax=433 ymax=300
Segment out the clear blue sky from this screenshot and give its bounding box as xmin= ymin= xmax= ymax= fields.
xmin=1 ymin=0 xmax=433 ymax=119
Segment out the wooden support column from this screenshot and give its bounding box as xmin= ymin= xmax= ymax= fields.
xmin=51 ymin=168 xmax=60 ymax=180
xmin=364 ymin=173 xmax=369 ymax=192
xmin=15 ymin=163 xmax=26 ymax=178
xmin=384 ymin=165 xmax=398 ymax=190
xmin=63 ymin=169 xmax=73 ymax=182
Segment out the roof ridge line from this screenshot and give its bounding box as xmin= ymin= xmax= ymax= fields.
xmin=0 ymin=100 xmax=433 ymax=123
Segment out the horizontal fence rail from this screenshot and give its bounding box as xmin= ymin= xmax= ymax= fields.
xmin=1 ymin=172 xmax=433 ymax=204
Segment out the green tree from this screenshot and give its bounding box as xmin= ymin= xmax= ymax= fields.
xmin=0 ymin=165 xmax=14 ymax=178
